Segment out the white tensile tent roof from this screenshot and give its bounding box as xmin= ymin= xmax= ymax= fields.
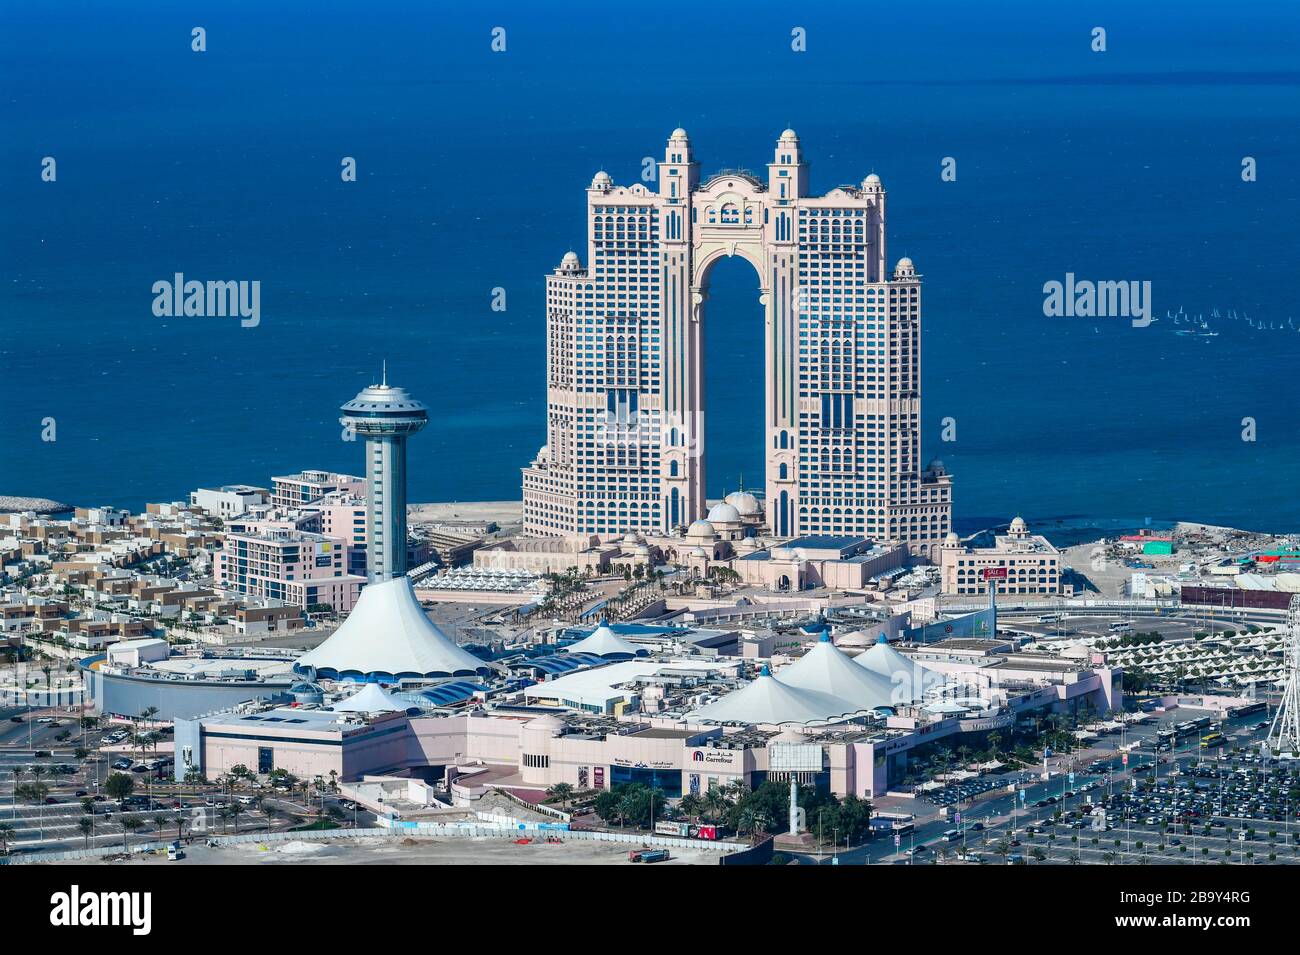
xmin=690 ymin=667 xmax=861 ymax=726
xmin=330 ymin=681 xmax=405 ymax=714
xmin=295 ymin=576 xmax=487 ymax=679
xmin=853 ymin=635 xmax=932 ymax=702
xmin=564 ymin=622 xmax=642 ymax=659
xmin=777 ymin=635 xmax=898 ymax=711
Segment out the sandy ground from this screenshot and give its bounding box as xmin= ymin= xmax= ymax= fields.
xmin=408 ymin=502 xmax=522 ymax=526
xmin=85 ymin=835 xmax=718 ymax=866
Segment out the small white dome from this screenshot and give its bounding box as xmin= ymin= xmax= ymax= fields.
xmin=779 ymin=128 xmax=798 ymax=142
xmin=944 ymin=531 xmax=961 ymax=547
xmin=689 ymin=546 xmax=709 ymax=558
xmin=526 ymin=714 xmax=565 ymax=735
xmin=687 ymin=519 xmax=717 ymax=540
xmin=896 ymin=256 xmax=914 ymax=270
xmin=670 ymin=127 xmax=689 ymax=140
xmin=560 ymin=251 xmax=581 ymax=271
xmin=1009 ymin=516 xmax=1028 ymax=533
xmin=706 ymin=502 xmax=741 ymax=524
xmin=836 ymin=629 xmax=874 ymax=648
xmin=591 ymin=170 xmax=613 ymax=189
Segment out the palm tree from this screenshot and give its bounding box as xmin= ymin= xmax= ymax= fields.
xmin=546 ymin=783 xmax=575 ymax=811
xmin=121 ymin=816 xmax=143 ymax=850
xmin=703 ymin=786 xmax=730 ymax=823
xmin=0 ymin=822 xmax=14 ymax=854
xmin=79 ymin=816 xmax=94 ymax=847
xmin=678 ymin=793 xmax=706 ymax=822
xmin=227 ymin=802 xmax=246 ymax=834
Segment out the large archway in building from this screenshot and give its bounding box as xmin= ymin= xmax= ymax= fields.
xmin=657 ymin=169 xmax=804 ymax=538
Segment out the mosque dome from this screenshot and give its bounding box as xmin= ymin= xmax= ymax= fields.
xmin=706 ymin=502 xmax=742 ymax=525
xmin=560 ymin=251 xmax=581 ymax=272
xmin=591 ymin=170 xmax=613 ymax=190
xmin=944 ymin=531 xmax=961 ymax=548
xmin=779 ymin=128 xmax=798 ymax=142
xmin=687 ymin=519 xmax=717 ymax=540
xmin=863 ymin=173 xmax=882 ymax=190
xmin=724 ymin=490 xmax=761 ymax=517
xmin=689 ymin=546 xmax=709 ymax=558
xmin=1009 ymin=516 xmax=1028 ymax=534
xmin=670 ymin=128 xmax=689 ymax=140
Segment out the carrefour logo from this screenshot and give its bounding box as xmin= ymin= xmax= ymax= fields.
xmin=692 ymin=751 xmax=704 ymax=762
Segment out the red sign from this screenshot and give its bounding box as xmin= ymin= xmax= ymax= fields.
xmin=981 ymin=567 xmax=1009 ymax=580
xmin=593 ymin=767 xmax=605 ymax=789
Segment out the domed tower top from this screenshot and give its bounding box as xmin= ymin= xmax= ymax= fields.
xmin=893 ymin=257 xmax=917 ymax=280
xmin=340 ymin=365 xmax=428 ymax=436
xmin=590 ymin=170 xmax=613 ymax=192
xmin=664 ymin=127 xmax=693 ymax=164
xmin=769 ymin=126 xmax=808 ymax=199
xmin=660 ymin=128 xmax=698 ymax=200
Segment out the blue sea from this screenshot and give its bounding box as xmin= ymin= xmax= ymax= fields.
xmin=2 ymin=0 xmax=1299 ymax=536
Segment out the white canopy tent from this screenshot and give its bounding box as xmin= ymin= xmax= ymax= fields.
xmin=330 ymin=681 xmax=406 ymax=714
xmin=296 ymin=576 xmax=488 ymax=681
xmin=690 ymin=667 xmax=864 ymax=726
xmin=563 ymin=622 xmax=643 ymax=659
xmin=852 ymin=635 xmax=935 ymax=703
xmin=777 ymin=635 xmax=898 ymax=711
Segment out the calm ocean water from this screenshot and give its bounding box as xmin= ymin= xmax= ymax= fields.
xmin=2 ymin=1 xmax=1299 ymax=534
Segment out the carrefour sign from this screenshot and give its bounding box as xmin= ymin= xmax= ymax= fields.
xmin=689 ymin=748 xmax=738 ymax=766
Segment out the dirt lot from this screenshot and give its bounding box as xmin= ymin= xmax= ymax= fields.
xmin=79 ymin=835 xmax=720 ymax=866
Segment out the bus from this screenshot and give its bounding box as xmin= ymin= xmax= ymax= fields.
xmin=1200 ymin=732 xmax=1226 ymax=748
xmin=1108 ymin=622 xmax=1134 ymax=633
xmin=942 ymin=828 xmax=964 ymax=843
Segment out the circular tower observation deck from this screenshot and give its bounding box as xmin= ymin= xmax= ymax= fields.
xmin=340 ymin=371 xmax=428 ymax=582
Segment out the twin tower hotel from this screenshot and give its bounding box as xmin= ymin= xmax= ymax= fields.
xmin=522 ymin=129 xmax=952 ymax=561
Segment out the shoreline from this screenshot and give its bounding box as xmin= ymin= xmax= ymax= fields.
xmin=0 ymin=495 xmax=73 ymax=515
